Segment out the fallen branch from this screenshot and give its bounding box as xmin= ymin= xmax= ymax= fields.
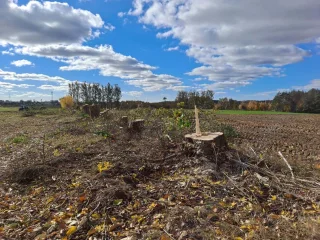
xmin=278 ymin=151 xmax=295 ymax=180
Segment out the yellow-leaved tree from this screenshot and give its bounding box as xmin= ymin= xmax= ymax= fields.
xmin=59 ymin=95 xmax=74 ymax=109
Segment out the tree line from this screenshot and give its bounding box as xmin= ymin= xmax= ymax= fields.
xmin=175 ymin=90 xmax=214 ymax=109
xmin=214 ymin=88 xmax=320 ymax=113
xmin=68 ymin=82 xmax=121 ymax=108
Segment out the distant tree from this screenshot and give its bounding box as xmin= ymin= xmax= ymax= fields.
xmin=163 ymin=97 xmax=167 ymax=102
xmin=177 ymin=102 xmax=185 ymax=108
xmin=175 ymin=90 xmax=214 ymax=109
xmin=238 ymin=102 xmax=247 ymax=110
xmin=112 ymin=84 xmax=122 ymax=108
xmin=247 ymin=101 xmax=259 ymax=111
xmin=59 ymin=96 xmax=74 ymax=109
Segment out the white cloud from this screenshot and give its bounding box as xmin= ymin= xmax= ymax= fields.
xmin=126 ymin=75 xmax=182 ymax=91
xmin=166 ymin=85 xmax=190 ymax=91
xmin=2 ymin=50 xmax=14 ymax=56
xmin=13 ymin=44 xmax=184 ymax=91
xmin=293 ymin=79 xmax=320 ymax=91
xmin=118 ymin=12 xmax=125 ymax=18
xmin=11 ymin=59 xmax=34 ymax=67
xmin=0 ymin=0 xmax=185 ymax=93
xmin=0 ymin=69 xmax=72 ymax=84
xmin=0 ymin=81 xmax=34 ymax=89
xmin=165 ymin=46 xmax=179 ymax=52
xmin=128 ymin=0 xmax=320 ymax=90
xmin=187 ymin=65 xmax=281 ymax=83
xmin=14 ymin=91 xmax=51 ymax=99
xmin=104 ymin=23 xmax=116 ymax=31
xmin=38 ymin=84 xmax=68 ymax=92
xmin=123 ymin=91 xmax=143 ymax=98
xmin=0 ymin=0 xmax=104 ymax=46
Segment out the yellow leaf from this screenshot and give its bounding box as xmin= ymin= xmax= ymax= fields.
xmin=91 ymin=213 xmax=100 ymax=219
xmin=46 ymin=196 xmax=55 ymax=204
xmin=271 ymin=195 xmax=277 ymax=201
xmin=131 ymin=215 xmax=145 ymax=224
xmin=97 ymin=162 xmax=113 ymax=173
xmin=234 ymin=237 xmax=243 ymax=240
xmin=111 ymin=217 xmax=117 ymax=223
xmin=66 ymin=226 xmax=77 ymax=237
xmin=133 ymin=201 xmax=140 ymax=210
xmin=71 ymin=182 xmax=80 ymax=188
xmin=148 ymin=202 xmax=157 ymax=210
xmin=95 ymin=224 xmax=105 ymax=232
xmin=53 ymin=149 xmax=61 ymax=157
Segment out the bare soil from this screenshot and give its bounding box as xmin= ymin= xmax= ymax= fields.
xmin=0 ymin=110 xmax=319 ymax=240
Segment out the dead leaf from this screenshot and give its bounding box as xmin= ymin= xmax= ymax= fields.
xmin=66 ymin=226 xmax=77 ymax=237
xmin=160 ymin=233 xmax=171 ymax=240
xmin=79 ymin=195 xmax=87 ymax=202
xmin=87 ymin=228 xmax=97 ymax=236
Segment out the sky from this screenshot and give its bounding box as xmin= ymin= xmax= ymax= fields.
xmin=0 ymin=0 xmax=320 ymax=102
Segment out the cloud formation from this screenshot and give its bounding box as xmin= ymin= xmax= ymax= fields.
xmin=165 ymin=46 xmax=179 ymax=52
xmin=0 ymin=0 xmax=183 ymax=93
xmin=123 ymin=91 xmax=143 ymax=98
xmin=11 ymin=59 xmax=34 ymax=67
xmin=0 ymin=0 xmax=104 ymax=46
xmin=12 ymin=44 xmax=184 ymax=91
xmin=127 ymin=0 xmax=320 ymax=90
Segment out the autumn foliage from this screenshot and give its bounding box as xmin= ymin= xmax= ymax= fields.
xmin=59 ymin=95 xmax=74 ymax=109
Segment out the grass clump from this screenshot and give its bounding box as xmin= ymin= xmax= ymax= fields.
xmin=11 ymin=135 xmax=28 ymax=144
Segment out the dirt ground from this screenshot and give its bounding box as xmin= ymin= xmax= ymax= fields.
xmin=0 ymin=110 xmax=320 ymax=240
xmin=217 ymin=114 xmax=320 ymax=173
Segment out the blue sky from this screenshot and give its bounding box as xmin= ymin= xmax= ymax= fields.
xmin=0 ymin=0 xmax=320 ymax=102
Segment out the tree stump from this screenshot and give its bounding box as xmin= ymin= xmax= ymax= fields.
xmin=129 ymin=119 xmax=145 ymax=132
xmin=100 ymin=109 xmax=110 ymax=119
xmin=185 ymin=132 xmax=227 ymax=155
xmin=120 ymin=116 xmax=129 ymax=127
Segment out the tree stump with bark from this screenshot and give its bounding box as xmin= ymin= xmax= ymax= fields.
xmin=120 ymin=116 xmax=129 ymax=127
xmin=129 ymin=119 xmax=145 ymax=132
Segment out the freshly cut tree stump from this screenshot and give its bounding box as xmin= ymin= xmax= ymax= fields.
xmin=129 ymin=119 xmax=145 ymax=132
xmin=185 ymin=132 xmax=227 ymax=155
